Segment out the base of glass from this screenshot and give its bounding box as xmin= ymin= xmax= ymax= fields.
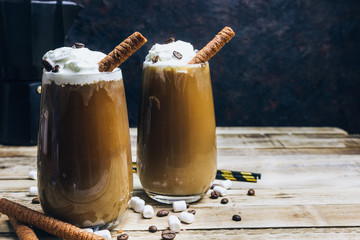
xmin=145 ymin=190 xmax=204 ymax=204
xmin=85 ymin=209 xmax=128 ymax=230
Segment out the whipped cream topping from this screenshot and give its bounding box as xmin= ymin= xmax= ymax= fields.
xmin=43 ymin=46 xmax=106 ymax=74
xmin=144 ymin=40 xmax=197 ymax=66
xmin=42 ymin=46 xmax=122 ymax=85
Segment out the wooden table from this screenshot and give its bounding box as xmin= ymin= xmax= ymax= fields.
xmin=1 ymin=127 xmax=360 ymax=239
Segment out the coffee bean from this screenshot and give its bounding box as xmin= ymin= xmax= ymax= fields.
xmin=221 ymin=198 xmax=229 ymax=204
xmin=232 ymin=214 xmax=241 ymax=221
xmin=247 ymin=189 xmax=255 ymax=196
xmin=152 ymin=55 xmax=159 ymax=63
xmin=117 ymin=233 xmax=129 ymax=240
xmin=173 ymin=51 xmax=182 ymax=59
xmin=73 ymin=42 xmax=85 ymax=48
xmin=210 ymin=190 xmax=219 ymax=199
xmin=31 ymin=197 xmax=40 ymax=204
xmin=156 ymin=209 xmax=169 ymax=217
xmin=186 ymin=203 xmax=190 ymax=208
xmin=148 ymin=225 xmax=157 ymax=233
xmin=164 ymin=37 xmax=175 ymax=44
xmin=52 ymin=65 xmax=60 ymax=73
xmin=161 ymin=230 xmax=176 ymax=240
xmin=42 ymin=59 xmax=53 ymax=72
xmin=187 ymin=209 xmax=196 ymax=215
xmin=210 ymin=183 xmax=219 ymax=189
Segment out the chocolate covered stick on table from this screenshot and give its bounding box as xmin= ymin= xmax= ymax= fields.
xmin=9 ymin=217 xmax=39 ymax=240
xmin=188 ymin=26 xmax=235 ymax=64
xmin=0 ymin=198 xmax=105 ymax=240
xmin=98 ymin=32 xmax=147 ymax=72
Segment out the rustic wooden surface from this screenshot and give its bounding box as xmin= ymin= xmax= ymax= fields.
xmin=1 ymin=127 xmax=360 ymax=239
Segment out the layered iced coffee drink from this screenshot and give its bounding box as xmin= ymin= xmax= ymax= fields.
xmin=37 ymin=45 xmax=132 ymax=228
xmin=137 ymin=40 xmax=217 ymax=203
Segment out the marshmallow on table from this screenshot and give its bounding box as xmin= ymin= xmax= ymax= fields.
xmin=143 ymin=205 xmax=154 ymax=218
xmin=94 ymin=230 xmax=111 ymax=240
xmin=213 ymin=185 xmax=227 ymax=196
xmin=219 ymin=179 xmax=232 ymax=189
xmin=168 ymin=215 xmax=181 ymax=232
xmin=179 ymin=211 xmax=195 ymax=224
xmin=29 ymin=186 xmax=38 ymax=195
xmin=172 ymin=200 xmax=187 ymax=212
xmin=130 ymin=196 xmax=140 ymax=209
xmin=28 ymin=170 xmax=37 ymax=180
xmin=133 ymin=198 xmax=145 ymax=213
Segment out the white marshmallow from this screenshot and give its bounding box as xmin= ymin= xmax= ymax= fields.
xmin=29 ymin=186 xmax=38 ymax=195
xmin=28 ymin=170 xmax=37 ymax=180
xmin=219 ymin=179 xmax=232 ymax=189
xmin=130 ymin=196 xmax=140 ymax=209
xmin=143 ymin=205 xmax=154 ymax=218
xmin=82 ymin=228 xmax=93 ymax=233
xmin=94 ymin=230 xmax=111 ymax=240
xmin=134 ymin=198 xmax=145 ymax=213
xmin=168 ymin=215 xmax=181 ymax=232
xmin=213 ymin=186 xmax=227 ymax=196
xmin=172 ymin=200 xmax=187 ymax=212
xmin=179 ymin=211 xmax=195 ymax=224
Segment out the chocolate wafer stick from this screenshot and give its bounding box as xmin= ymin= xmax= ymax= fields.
xmin=9 ymin=217 xmax=39 ymax=240
xmin=0 ymin=198 xmax=104 ymax=240
xmin=188 ymin=26 xmax=235 ymax=64
xmin=98 ymin=32 xmax=147 ymax=72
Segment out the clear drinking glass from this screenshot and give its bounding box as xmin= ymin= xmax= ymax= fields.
xmin=37 ymin=69 xmax=132 ymax=229
xmin=137 ymin=62 xmax=217 ymax=203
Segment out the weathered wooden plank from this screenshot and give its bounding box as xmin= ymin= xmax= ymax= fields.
xmin=131 ymin=127 xmax=349 ymax=136
xmin=1 ymin=185 xmax=360 ymax=233
xmin=1 ymin=199 xmax=359 ymax=233
xmin=1 ymin=135 xmax=360 ymax=160
xmin=116 ymin=227 xmax=360 ymax=240
xmin=3 ymin=185 xmax=360 ymax=212
xmin=0 ymin=127 xmax=353 ymax=157
xmin=215 ymin=127 xmax=349 ymax=135
xmin=2 ymin=227 xmax=360 ymax=240
xmin=2 ymin=153 xmax=360 ymax=189
xmin=1 ymin=227 xmax=360 ymax=240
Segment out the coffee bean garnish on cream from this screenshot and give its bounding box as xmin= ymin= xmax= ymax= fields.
xmin=117 ymin=233 xmax=129 ymax=240
xmin=152 ymin=55 xmax=159 ymax=63
xmin=173 ymin=51 xmax=183 ymax=59
xmin=161 ymin=230 xmax=176 ymax=240
xmin=232 ymin=214 xmax=241 ymax=221
xmin=52 ymin=65 xmax=60 ymax=73
xmin=42 ymin=59 xmax=53 ymax=72
xmin=165 ymin=37 xmax=175 ymax=44
xmin=148 ymin=225 xmax=157 ymax=233
xmin=157 ymin=209 xmax=170 ymax=217
xmin=210 ymin=183 xmax=219 ymax=189
xmin=73 ymin=42 xmax=85 ymax=48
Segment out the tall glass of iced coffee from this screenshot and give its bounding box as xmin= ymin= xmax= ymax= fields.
xmin=137 ymin=40 xmax=217 ymax=203
xmin=37 ymin=45 xmax=133 ymax=229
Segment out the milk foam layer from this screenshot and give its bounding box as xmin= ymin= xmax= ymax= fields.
xmin=144 ymin=40 xmax=198 ymax=67
xmin=42 ymin=46 xmax=122 ymax=85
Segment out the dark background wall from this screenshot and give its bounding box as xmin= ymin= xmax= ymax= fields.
xmin=67 ymin=0 xmax=360 ymax=133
